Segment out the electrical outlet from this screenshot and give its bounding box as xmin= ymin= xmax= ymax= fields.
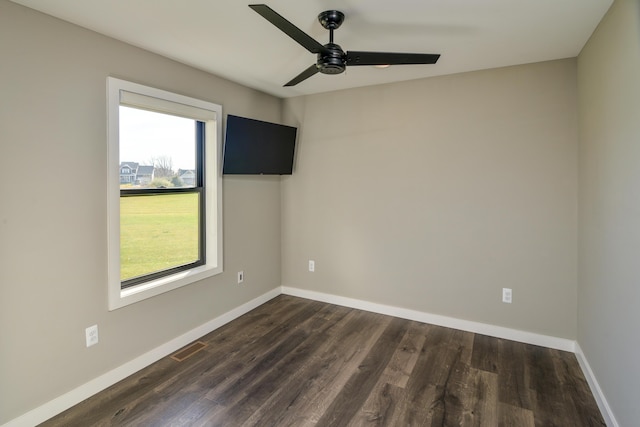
xmin=308 ymin=260 xmax=315 ymax=272
xmin=502 ymin=288 xmax=513 ymax=304
xmin=85 ymin=325 xmax=99 ymax=347
xmin=237 ymin=271 xmax=244 ymax=284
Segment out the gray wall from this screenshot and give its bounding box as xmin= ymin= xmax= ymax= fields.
xmin=577 ymin=0 xmax=640 ymax=425
xmin=282 ymin=59 xmax=579 ymax=339
xmin=0 ymin=1 xmax=282 ymax=423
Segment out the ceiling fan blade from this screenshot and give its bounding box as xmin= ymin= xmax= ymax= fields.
xmin=249 ymin=4 xmax=325 ymax=54
xmin=346 ymin=51 xmax=440 ymax=66
xmin=284 ymin=64 xmax=320 ymax=87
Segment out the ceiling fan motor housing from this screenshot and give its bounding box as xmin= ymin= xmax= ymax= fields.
xmin=317 ymin=43 xmax=346 ymax=74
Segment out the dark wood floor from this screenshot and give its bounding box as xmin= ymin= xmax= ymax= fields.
xmin=41 ymin=295 xmax=605 ymax=426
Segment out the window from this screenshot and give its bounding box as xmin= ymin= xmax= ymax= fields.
xmin=107 ymin=77 xmax=223 ymax=310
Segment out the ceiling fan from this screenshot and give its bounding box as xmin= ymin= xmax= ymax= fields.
xmin=249 ymin=4 xmax=441 ymax=87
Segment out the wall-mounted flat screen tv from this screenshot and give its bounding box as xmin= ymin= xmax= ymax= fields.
xmin=223 ymin=115 xmax=297 ymax=175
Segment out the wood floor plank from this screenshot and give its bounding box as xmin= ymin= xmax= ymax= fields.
xmin=527 ymin=344 xmax=571 ymax=427
xmin=347 ymin=322 xmax=429 ymax=425
xmin=205 ymin=308 xmax=355 ymax=424
xmin=549 ymin=349 xmax=606 ymax=427
xmin=39 ymin=296 xmax=606 ymax=427
xmin=497 ymin=338 xmax=533 ymax=410
xmin=379 ymin=320 xmax=429 ymax=389
xmin=498 ymin=402 xmax=535 ymax=427
xmin=127 ymin=299 xmax=332 ymax=426
xmin=471 ymin=333 xmax=500 ymax=374
xmin=348 ymin=382 xmax=405 ymax=427
xmin=433 ymin=361 xmax=499 ymax=427
xmin=390 ymin=384 xmax=439 ymax=427
xmin=453 ymin=329 xmax=475 ymax=367
xmin=426 ymin=345 xmax=469 ymax=427
xmin=175 ymin=302 xmax=346 ymax=426
xmin=425 ymin=329 xmax=479 ymax=426
xmin=389 ymin=325 xmax=458 ymax=425
xmin=315 ymin=317 xmax=409 ymax=426
xmin=525 ymin=343 xmax=604 ymax=427
xmin=464 ymin=369 xmax=499 ymax=426
xmin=239 ymin=310 xmax=393 ymax=427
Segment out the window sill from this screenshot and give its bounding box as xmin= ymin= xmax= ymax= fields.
xmin=108 ymin=264 xmax=222 ymax=311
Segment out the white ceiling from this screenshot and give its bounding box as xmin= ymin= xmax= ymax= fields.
xmin=11 ymin=0 xmax=612 ymax=98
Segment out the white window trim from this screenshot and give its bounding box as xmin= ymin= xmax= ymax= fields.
xmin=107 ymin=77 xmax=223 ymax=310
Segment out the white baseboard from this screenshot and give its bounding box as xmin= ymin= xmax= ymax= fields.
xmin=574 ymin=343 xmax=619 ymax=427
xmin=2 ymin=287 xmax=281 ymax=427
xmin=281 ymin=286 xmax=575 ymax=352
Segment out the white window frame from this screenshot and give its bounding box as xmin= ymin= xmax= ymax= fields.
xmin=107 ymin=77 xmax=223 ymax=310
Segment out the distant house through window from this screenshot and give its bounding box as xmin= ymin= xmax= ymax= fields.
xmin=107 ymin=77 xmax=223 ymax=310
xmin=119 ymin=162 xmax=156 ymax=186
xmin=178 ymin=169 xmax=196 ymax=186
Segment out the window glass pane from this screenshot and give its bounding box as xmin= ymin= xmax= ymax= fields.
xmin=119 ymin=106 xmax=197 ymax=189
xmin=120 ymin=193 xmax=200 ymax=282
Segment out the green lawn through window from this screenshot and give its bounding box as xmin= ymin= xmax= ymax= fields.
xmin=120 ymin=193 xmax=200 ymax=281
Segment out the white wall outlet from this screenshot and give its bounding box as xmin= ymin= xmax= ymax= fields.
xmin=85 ymin=324 xmax=99 ymax=347
xmin=502 ymin=288 xmax=513 ymax=304
xmin=237 ymin=271 xmax=244 ymax=284
xmin=308 ymin=260 xmax=315 ymax=272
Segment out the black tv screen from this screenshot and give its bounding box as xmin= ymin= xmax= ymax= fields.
xmin=223 ymin=115 xmax=297 ymax=175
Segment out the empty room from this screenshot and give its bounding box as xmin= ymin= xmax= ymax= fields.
xmin=1 ymin=0 xmax=637 ymax=426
